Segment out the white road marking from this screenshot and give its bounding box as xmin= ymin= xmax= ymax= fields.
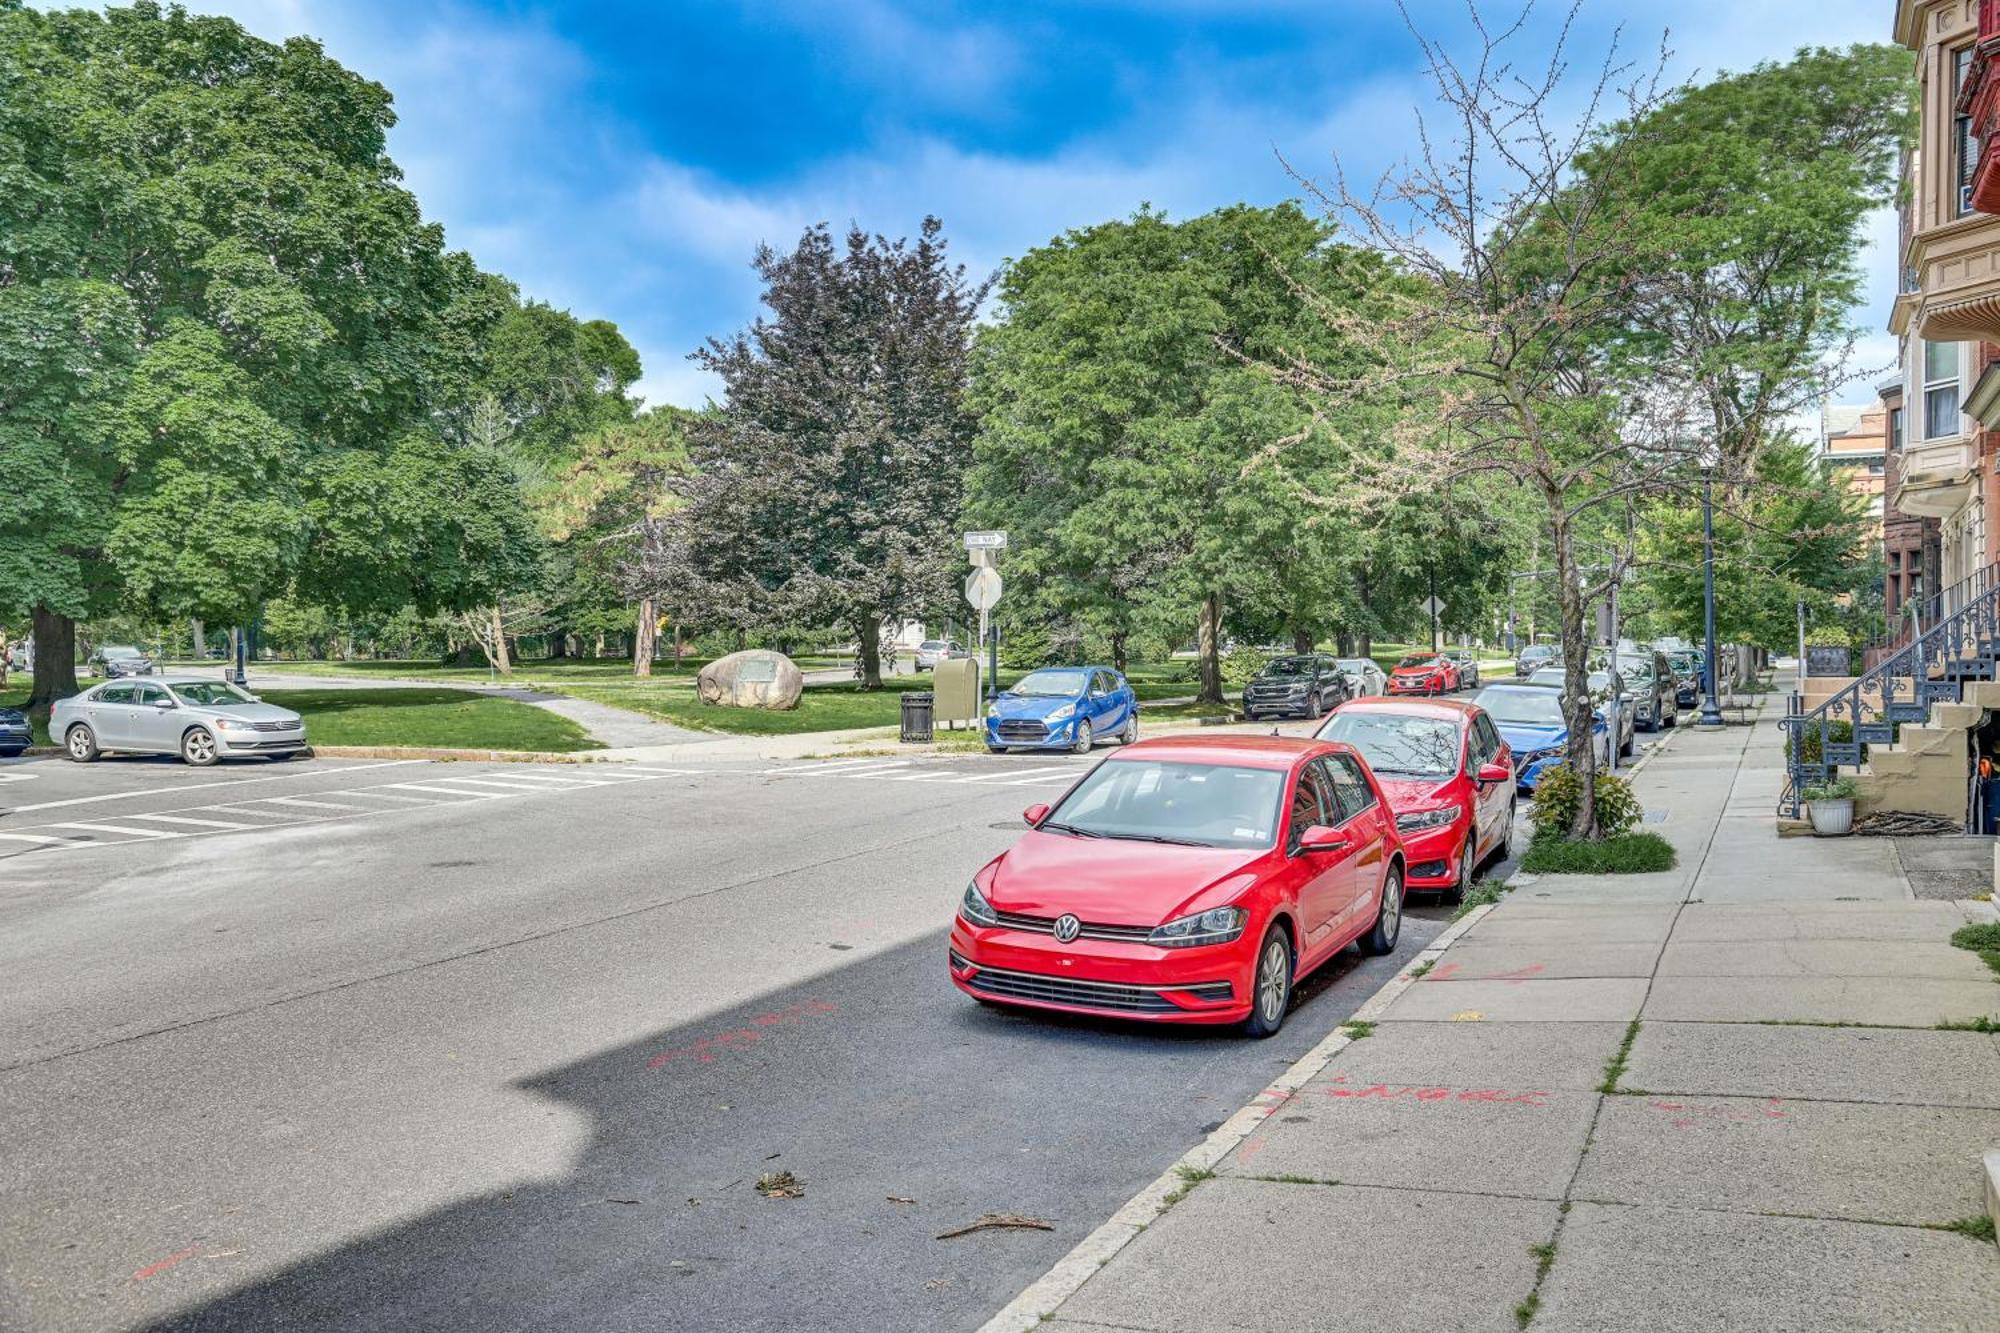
xmin=616 ymin=766 xmax=702 ymax=776
xmin=12 ymin=760 xmax=422 ymax=813
xmin=412 ymin=776 xmax=571 ymax=793
xmin=998 ymin=772 xmax=1080 ymax=785
xmin=955 ymin=766 xmax=1073 ymax=784
xmin=761 ymin=758 xmax=880 ymax=775
xmin=798 ymin=762 xmax=913 ymax=779
xmin=327 ymin=790 xmax=435 ymax=804
xmin=45 ymin=821 xmax=182 ymax=839
xmin=0 ymin=832 xmax=78 ymax=847
xmin=385 ymin=783 xmax=510 ymax=798
xmin=253 ymin=796 xmax=363 ymax=811
xmin=449 ymin=770 xmax=606 ymax=787
xmin=0 ymin=771 xmax=39 ymax=783
xmin=121 ymin=814 xmax=261 ymax=830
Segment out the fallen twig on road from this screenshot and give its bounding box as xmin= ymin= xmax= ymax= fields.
xmin=935 ymin=1212 xmax=1053 ymax=1240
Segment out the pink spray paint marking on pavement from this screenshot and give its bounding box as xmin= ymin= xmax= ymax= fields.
xmin=1322 ymin=1074 xmax=1551 ymax=1106
xmin=1647 ymin=1097 xmax=1788 ymax=1130
xmin=644 ymin=1000 xmax=838 ymax=1070
xmin=132 ymin=1246 xmax=201 ymax=1281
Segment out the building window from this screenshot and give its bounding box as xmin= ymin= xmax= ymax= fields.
xmin=1924 ymin=340 xmax=1962 ymax=438
xmin=1867 ymin=457 xmax=1885 ymax=474
xmin=1890 ymin=405 xmax=1904 ymax=452
xmin=1957 ymin=46 xmax=1977 ymax=218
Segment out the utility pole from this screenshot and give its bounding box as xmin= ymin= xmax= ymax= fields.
xmin=1428 ymin=564 xmax=1440 ymax=653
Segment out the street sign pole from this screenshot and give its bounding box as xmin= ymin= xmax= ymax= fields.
xmin=964 ymin=534 xmax=1007 ymax=706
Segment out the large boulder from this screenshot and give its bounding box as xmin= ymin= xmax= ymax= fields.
xmin=696 ymin=650 xmax=804 ymax=711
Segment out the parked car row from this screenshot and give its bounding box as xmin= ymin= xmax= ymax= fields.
xmin=52 ymin=675 xmax=308 ymax=766
xmin=953 ymin=684 xmax=1572 ymax=1038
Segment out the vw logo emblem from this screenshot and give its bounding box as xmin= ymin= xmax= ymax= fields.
xmin=1052 ymin=914 xmax=1082 ymax=943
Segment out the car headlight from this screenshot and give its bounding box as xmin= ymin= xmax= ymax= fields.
xmin=985 ymin=702 xmax=999 ymax=718
xmin=1046 ymin=702 xmax=1075 ymax=722
xmin=1395 ymin=804 xmax=1463 ymax=833
xmin=212 ymin=717 xmax=248 ymax=731
xmin=1522 ymin=746 xmax=1560 ymax=765
xmin=1149 ymin=905 xmax=1248 ymax=948
xmin=959 ymin=881 xmax=999 ymax=928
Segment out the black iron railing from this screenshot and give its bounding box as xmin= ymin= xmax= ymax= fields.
xmin=1780 ymin=563 xmax=2000 ymax=819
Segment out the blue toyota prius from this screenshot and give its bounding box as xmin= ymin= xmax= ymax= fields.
xmin=985 ymin=666 xmax=1139 ymax=754
xmin=1471 ymin=683 xmax=1610 ymax=793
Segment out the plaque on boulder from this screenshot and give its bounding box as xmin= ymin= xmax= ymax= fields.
xmin=1804 ymin=645 xmax=1852 ymax=677
xmin=696 ymin=650 xmax=804 ymax=710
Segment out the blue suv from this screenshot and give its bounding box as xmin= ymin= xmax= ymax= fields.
xmin=985 ymin=666 xmax=1138 ymax=754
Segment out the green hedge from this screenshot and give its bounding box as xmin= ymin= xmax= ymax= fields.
xmin=1518 ymin=832 xmax=1677 ymax=875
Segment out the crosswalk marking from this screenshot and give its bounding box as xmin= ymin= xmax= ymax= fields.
xmin=330 ymin=790 xmax=434 ymax=804
xmin=458 ymin=771 xmax=607 ymax=786
xmin=0 ymin=832 xmax=78 ymax=846
xmin=762 ymin=757 xmax=884 ymax=776
xmin=414 ymin=776 xmax=570 ymax=793
xmin=618 ymin=766 xmax=700 ymax=776
xmin=385 ymin=783 xmax=510 ymax=798
xmin=254 ymin=796 xmax=363 ymax=811
xmin=956 ymin=766 xmax=1073 ymax=784
xmin=46 ymin=821 xmax=182 ymax=839
xmin=123 ymin=813 xmax=260 ymax=830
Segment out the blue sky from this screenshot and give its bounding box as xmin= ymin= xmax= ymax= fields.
xmin=196 ymin=1 xmax=1899 ymax=411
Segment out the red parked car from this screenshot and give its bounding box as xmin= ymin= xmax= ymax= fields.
xmin=948 ymin=734 xmax=1407 ymax=1037
xmin=1386 ymin=653 xmax=1460 ymax=696
xmin=1315 ymin=696 xmax=1514 ymax=904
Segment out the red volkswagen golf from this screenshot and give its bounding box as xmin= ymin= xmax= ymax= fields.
xmin=1386 ymin=653 xmax=1460 ymax=696
xmin=948 ymin=734 xmax=1407 ymax=1037
xmin=1315 ymin=696 xmax=1514 ymax=904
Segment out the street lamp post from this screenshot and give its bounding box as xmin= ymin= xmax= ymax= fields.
xmin=1698 ymin=463 xmax=1725 ymax=728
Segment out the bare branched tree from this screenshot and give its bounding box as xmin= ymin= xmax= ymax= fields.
xmin=1271 ymin=0 xmax=1733 ymax=838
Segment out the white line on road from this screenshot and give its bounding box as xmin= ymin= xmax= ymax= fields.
xmin=253 ymin=797 xmax=364 ymax=811
xmin=325 ymin=790 xmax=435 ymax=804
xmin=12 ymin=760 xmax=423 ymax=813
xmin=385 ymin=783 xmax=510 ymax=798
xmin=449 ymin=771 xmax=607 ymax=786
xmin=0 ymin=832 xmax=79 ymax=846
xmin=762 ymin=758 xmax=885 ymax=776
xmin=998 ymin=772 xmax=1079 ymax=785
xmin=411 ymin=776 xmax=575 ymax=793
xmin=954 ymin=766 xmax=1073 ymax=784
xmin=121 ymin=814 xmax=261 ymax=830
xmin=0 ymin=771 xmax=39 ymax=783
xmin=45 ymin=821 xmax=183 ymax=839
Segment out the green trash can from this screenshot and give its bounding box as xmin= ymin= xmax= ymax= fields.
xmin=900 ymin=691 xmax=935 ymax=744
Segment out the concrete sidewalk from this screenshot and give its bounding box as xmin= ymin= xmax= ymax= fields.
xmin=989 ymin=702 xmax=2000 ymax=1333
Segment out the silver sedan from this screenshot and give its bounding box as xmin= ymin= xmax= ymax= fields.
xmin=1334 ymin=658 xmax=1389 ymax=697
xmin=52 ymin=676 xmax=308 ymax=766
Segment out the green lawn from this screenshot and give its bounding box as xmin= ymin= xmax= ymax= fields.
xmin=252 ymin=688 xmax=602 ymax=752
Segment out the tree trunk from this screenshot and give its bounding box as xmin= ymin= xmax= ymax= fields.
xmin=488 ymin=604 xmax=512 ymax=676
xmin=1196 ymin=593 xmax=1225 ymax=706
xmin=28 ymin=606 xmax=79 ymax=711
xmin=1110 ymin=630 xmax=1129 ymax=675
xmin=672 ymin=624 xmax=684 ymax=667
xmin=549 ymin=628 xmax=569 ymax=660
xmin=1550 ymin=515 xmax=1599 ymax=841
xmin=1356 ymin=569 xmax=1373 ymax=659
xmin=632 ymin=598 xmax=657 ymax=679
xmin=190 ymin=617 xmax=206 ymax=660
xmin=1336 ymin=631 xmax=1355 ymax=656
xmin=1292 ymin=628 xmax=1313 ymax=654
xmin=856 ymin=614 xmax=883 ymax=689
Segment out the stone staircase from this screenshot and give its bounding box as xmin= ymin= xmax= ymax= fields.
xmin=1782 ymin=565 xmax=2000 ymax=826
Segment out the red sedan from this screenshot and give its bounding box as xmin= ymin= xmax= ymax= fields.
xmin=948 ymin=734 xmax=1407 ymax=1037
xmin=1386 ymin=653 xmax=1460 ymax=696
xmin=1315 ymin=696 xmax=1514 ymax=904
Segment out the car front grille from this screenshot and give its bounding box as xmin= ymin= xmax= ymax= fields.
xmin=960 ymin=963 xmax=1232 ymax=1014
xmin=991 ymin=908 xmax=1155 ymax=943
xmin=247 ymin=720 xmax=298 ymax=732
xmin=1410 ymin=859 xmax=1450 ymax=879
xmin=996 ymin=720 xmax=1050 ymax=742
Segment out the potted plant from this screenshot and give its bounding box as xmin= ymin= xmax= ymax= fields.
xmin=1800 ymin=777 xmax=1857 ymax=837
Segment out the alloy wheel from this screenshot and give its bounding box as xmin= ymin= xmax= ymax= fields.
xmin=67 ymin=728 xmax=95 ymax=761
xmin=183 ymin=729 xmax=217 ymax=765
xmin=1381 ymin=871 xmax=1402 ymax=941
xmin=1258 ymin=936 xmax=1288 ymax=1024
xmin=1072 ymin=720 xmax=1092 ymax=755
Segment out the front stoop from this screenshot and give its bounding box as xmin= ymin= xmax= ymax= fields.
xmin=1851 ymin=689 xmax=1990 ymax=824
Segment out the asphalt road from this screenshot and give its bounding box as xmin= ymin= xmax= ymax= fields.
xmin=0 ymin=742 xmax=1500 ymax=1333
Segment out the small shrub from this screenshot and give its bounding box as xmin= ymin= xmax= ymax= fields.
xmin=1529 ymin=765 xmax=1642 ymax=839
xmin=1518 ymin=832 xmax=1677 ymax=875
xmin=1948 ymin=922 xmax=2000 ymax=978
xmin=1799 ymin=776 xmax=1857 ymax=802
xmin=1222 ymin=644 xmax=1271 ymax=687
xmin=1797 ymin=719 xmax=1861 ymax=768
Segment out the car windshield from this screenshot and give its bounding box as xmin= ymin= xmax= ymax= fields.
xmin=1317 ymin=713 xmax=1460 ymax=779
xmin=1475 ymin=686 xmax=1567 ymax=726
xmin=1398 ymin=655 xmax=1442 ymax=670
xmin=1261 ymin=656 xmax=1314 ymax=675
xmin=169 ymin=681 xmax=257 ymax=707
xmin=1520 ymin=647 xmax=1553 ymax=660
xmin=1009 ymin=669 xmax=1088 ymax=697
xmin=1335 ymin=659 xmax=1371 ymax=673
xmin=1627 ymin=663 xmax=1654 ymax=683
xmin=1043 ymin=759 xmax=1286 ymax=849
xmin=102 ymin=645 xmax=143 ymax=659
xmin=1668 ymin=653 xmax=1696 ymax=672
xmin=920 ymin=641 xmax=945 ymax=650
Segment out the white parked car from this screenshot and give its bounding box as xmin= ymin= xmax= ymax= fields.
xmin=914 ymin=639 xmax=968 ymax=670
xmin=53 ymin=675 xmax=308 ymax=766
xmin=1334 ymin=657 xmax=1388 ymax=697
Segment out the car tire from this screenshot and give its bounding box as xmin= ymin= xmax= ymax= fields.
xmin=1496 ymin=796 xmax=1516 ymax=860
xmin=181 ymin=727 xmax=219 ymax=767
xmin=1443 ymin=833 xmax=1473 ymax=905
xmin=1620 ymin=727 xmax=1635 ymax=759
xmin=1071 ymin=720 xmax=1092 ymax=755
xmin=1241 ymin=924 xmax=1293 ymax=1039
xmin=65 ymin=725 xmax=100 ymax=763
xmin=1307 ymin=693 xmax=1323 ymax=720
xmin=1360 ymin=864 xmax=1405 ymax=956
xmin=0 ymin=748 xmax=22 ymax=758
xmin=1120 ymin=711 xmax=1138 ymax=745
xmin=986 ymin=744 xmax=1008 ymax=755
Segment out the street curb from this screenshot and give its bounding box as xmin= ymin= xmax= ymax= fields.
xmin=973 ymin=901 xmax=1500 ymax=1333
xmin=309 ymin=745 xmax=607 ymax=764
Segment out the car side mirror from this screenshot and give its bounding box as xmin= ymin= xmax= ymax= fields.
xmin=1476 ymin=761 xmax=1510 ymax=784
xmin=1296 ymin=824 xmax=1349 ymax=854
xmin=153 ymin=699 xmax=177 ymax=710
xmin=1023 ymin=803 xmax=1051 ymax=827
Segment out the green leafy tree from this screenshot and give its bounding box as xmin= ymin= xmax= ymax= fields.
xmin=0 ymin=1 xmax=521 ymax=705
xmin=667 ymin=219 xmax=987 ymax=688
